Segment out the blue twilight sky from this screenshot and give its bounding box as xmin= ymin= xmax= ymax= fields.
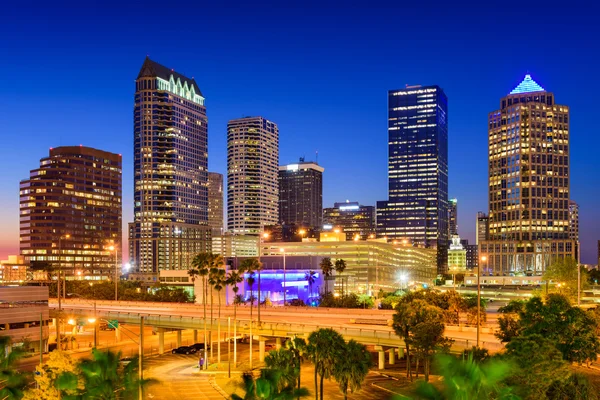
xmin=1 ymin=2 xmax=599 ymax=263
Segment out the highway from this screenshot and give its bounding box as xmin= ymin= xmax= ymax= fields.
xmin=51 ymin=299 xmax=502 ymax=351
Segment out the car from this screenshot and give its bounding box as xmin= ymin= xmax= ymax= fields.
xmin=190 ymin=343 xmax=210 ymax=351
xmin=229 ymin=334 xmax=250 ymax=343
xmin=99 ymin=322 xmax=115 ymax=331
xmin=119 ymin=357 xmax=136 ymax=366
xmin=172 ymin=346 xmax=197 ymax=355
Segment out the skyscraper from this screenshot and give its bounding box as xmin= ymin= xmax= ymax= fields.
xmin=480 ymin=74 xmax=575 ymax=274
xmin=448 ymin=198 xmax=458 ymax=236
xmin=323 ymin=201 xmax=375 ymax=240
xmin=476 ymin=212 xmax=489 ymax=246
xmin=227 ymin=116 xmax=279 ymax=235
xmin=129 ymin=57 xmax=211 ymax=278
xmin=568 ymin=200 xmax=579 ymax=242
xmin=376 ymin=85 xmax=449 ymax=272
xmin=278 ymin=158 xmax=324 ymax=229
xmin=20 ymin=146 xmax=122 ymax=279
xmin=208 ymin=172 xmax=224 ymax=236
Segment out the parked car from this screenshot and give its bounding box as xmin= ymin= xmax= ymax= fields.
xmin=191 ymin=343 xmax=210 ymax=351
xmin=172 ymin=346 xmax=197 ymax=355
xmin=99 ymin=322 xmax=115 ymax=331
xmin=229 ymin=334 xmax=250 ymax=343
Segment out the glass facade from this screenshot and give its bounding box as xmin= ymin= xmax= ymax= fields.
xmin=480 ymin=75 xmax=576 ymax=274
xmin=278 ymin=160 xmax=323 ymax=229
xmin=129 ymin=57 xmax=211 ymax=276
xmin=19 ymin=146 xmax=122 ymax=279
xmin=227 ymin=117 xmax=279 ymax=235
xmin=377 ymin=85 xmax=449 ymax=272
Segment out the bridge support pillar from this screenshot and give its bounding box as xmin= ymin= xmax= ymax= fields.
xmin=399 ymin=347 xmax=405 ymax=359
xmin=193 ymin=329 xmax=198 ymax=343
xmin=275 ymin=337 xmax=282 ymax=350
xmin=389 ymin=348 xmax=395 ymax=365
xmin=115 ymin=327 xmax=121 ymax=342
xmin=374 ymin=346 xmax=385 ymax=370
xmin=158 ymin=328 xmax=165 ymax=355
xmin=259 ymin=338 xmax=266 ymax=362
xmin=177 ymin=330 xmax=182 ymax=347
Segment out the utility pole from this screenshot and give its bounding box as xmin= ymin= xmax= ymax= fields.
xmin=39 ymin=313 xmax=43 ymax=365
xmin=139 ymin=316 xmax=144 ymax=400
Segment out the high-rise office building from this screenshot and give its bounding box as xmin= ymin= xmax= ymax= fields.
xmin=376 ymin=85 xmax=449 ymax=272
xmin=129 ymin=57 xmax=211 ymax=279
xmin=208 ymin=172 xmax=224 ymax=236
xmin=227 ymin=116 xmax=279 ymax=235
xmin=448 ymin=198 xmax=458 ymax=236
xmin=480 ymin=74 xmax=575 ymax=274
xmin=323 ymin=201 xmax=375 ymax=240
xmin=568 ymin=200 xmax=579 ymax=242
xmin=20 ymin=146 xmax=122 ymax=279
xmin=278 ymin=158 xmax=324 ymax=229
xmin=476 ymin=212 xmax=489 ymax=246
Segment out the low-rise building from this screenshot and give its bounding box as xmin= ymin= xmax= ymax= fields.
xmin=0 ymin=256 xmax=28 ymax=284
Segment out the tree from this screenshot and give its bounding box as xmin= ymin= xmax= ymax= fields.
xmin=212 ymin=266 xmax=226 ymax=364
xmin=0 ymin=337 xmax=28 ymax=400
xmin=547 ymin=373 xmax=598 ymax=400
xmin=415 ymin=353 xmax=518 ymax=400
xmin=76 ymin=349 xmax=153 ymax=399
xmin=334 ymin=259 xmax=347 ymax=297
xmin=232 ymin=369 xmax=309 ymax=400
xmin=304 ymin=271 xmax=316 ymax=303
xmin=192 ymin=252 xmax=212 ymax=364
xmin=226 ymin=270 xmax=245 ymax=320
xmin=332 ymin=340 xmax=372 ymax=400
xmin=496 ymin=294 xmax=600 ymax=364
xmin=588 ymin=268 xmax=600 ymax=285
xmin=264 ymin=348 xmax=297 ymax=392
xmin=318 ymin=258 xmax=334 ymax=294
xmin=503 ymin=334 xmax=570 ymax=399
xmin=543 ymin=257 xmax=580 ymax=299
xmin=307 ymin=328 xmax=345 ymax=400
xmin=285 ymin=336 xmax=307 ymax=399
xmin=23 ymin=350 xmax=81 ymax=400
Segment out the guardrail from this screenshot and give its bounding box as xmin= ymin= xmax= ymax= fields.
xmin=51 ymin=307 xmax=502 ymax=351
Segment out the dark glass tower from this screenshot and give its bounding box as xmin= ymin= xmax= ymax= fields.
xmin=377 ymin=85 xmax=449 ymax=272
xmin=129 ymin=57 xmax=211 ymax=278
xmin=278 ymin=159 xmax=324 ymax=229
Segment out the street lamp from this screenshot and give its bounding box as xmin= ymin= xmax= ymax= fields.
xmin=478 ymin=255 xmax=487 ymax=348
xmin=298 ymin=229 xmax=306 ymax=240
xmin=107 ymin=245 xmax=119 ymax=301
xmin=280 ymin=248 xmax=286 ymax=305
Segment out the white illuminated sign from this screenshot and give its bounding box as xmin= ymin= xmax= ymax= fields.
xmin=287 ymin=164 xmax=299 ymax=171
xmin=339 ymin=205 xmax=359 ymax=211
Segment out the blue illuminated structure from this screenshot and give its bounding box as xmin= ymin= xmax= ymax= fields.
xmin=243 ymin=270 xmax=323 ymax=305
xmin=509 ymin=74 xmax=545 ymax=94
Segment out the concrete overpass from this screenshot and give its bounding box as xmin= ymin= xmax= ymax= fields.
xmin=50 ymin=299 xmax=502 ymax=369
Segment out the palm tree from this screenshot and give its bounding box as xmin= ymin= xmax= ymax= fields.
xmin=187 ymin=267 xmax=199 ymax=301
xmin=240 ymin=258 xmax=261 ymax=322
xmin=415 ymin=353 xmax=517 ymax=400
xmin=333 ymin=340 xmax=372 ymax=400
xmin=0 ymin=336 xmax=27 ymax=400
xmin=305 ymin=271 xmax=317 ymax=304
xmin=192 ymin=252 xmax=212 ymax=366
xmin=286 ymin=336 xmax=308 ymax=399
xmin=334 ymin=259 xmax=347 ymax=297
xmin=232 ymin=369 xmax=309 ymax=400
xmin=307 ymin=328 xmax=345 ymax=400
xmin=77 ymin=348 xmax=154 ymax=399
xmin=319 ymin=258 xmax=334 ymax=294
xmin=226 ymin=270 xmax=245 ymax=320
xmin=211 ymin=267 xmax=226 ymax=365
xmin=264 ymin=348 xmax=297 ymax=391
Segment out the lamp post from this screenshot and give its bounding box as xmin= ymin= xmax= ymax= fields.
xmin=280 ymin=248 xmax=286 ymax=305
xmin=56 ymin=233 xmax=70 ymax=349
xmin=478 ymin=255 xmax=486 ymax=348
xmin=107 ymin=245 xmax=119 ymax=301
xmin=259 ymin=232 xmax=269 ymax=323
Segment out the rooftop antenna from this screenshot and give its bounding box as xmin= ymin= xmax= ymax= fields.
xmin=315 ymin=150 xmax=318 ymax=164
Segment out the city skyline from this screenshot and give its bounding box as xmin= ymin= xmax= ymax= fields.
xmin=1 ymin=4 xmax=599 ymax=263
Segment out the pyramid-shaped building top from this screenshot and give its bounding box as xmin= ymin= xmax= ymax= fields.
xmin=509 ymin=74 xmax=545 ymax=95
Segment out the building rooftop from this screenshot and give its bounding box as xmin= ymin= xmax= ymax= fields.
xmin=137 ymin=56 xmax=202 ymax=95
xmin=509 ymin=74 xmax=545 ymax=95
